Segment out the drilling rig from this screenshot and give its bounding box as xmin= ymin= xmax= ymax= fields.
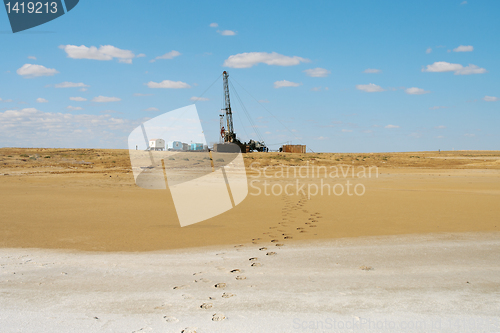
xmin=221 ymin=71 xmax=236 ymax=144
xmin=213 ymin=71 xmax=250 ymax=153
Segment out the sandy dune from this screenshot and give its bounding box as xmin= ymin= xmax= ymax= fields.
xmin=0 ymin=149 xmax=499 ymax=251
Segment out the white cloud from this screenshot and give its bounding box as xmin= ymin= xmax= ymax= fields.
xmin=422 ymin=61 xmax=463 ymax=72
xmin=483 ymin=96 xmax=498 ymax=102
xmin=28 ymin=56 xmax=37 ymax=60
xmin=311 ymin=87 xmax=322 ymax=91
xmin=150 ymin=50 xmax=181 ymax=63
xmin=426 ymin=48 xmax=432 ymax=54
xmin=274 ymin=80 xmax=301 ymax=89
xmin=143 ymin=107 xmax=159 ymax=112
xmin=422 ymin=61 xmax=486 ymax=75
xmin=69 ymin=97 xmax=87 ymax=102
xmin=147 ymin=80 xmax=191 ymax=89
xmin=316 ymin=136 xmax=328 ymax=140
xmin=464 ymin=133 xmax=475 ymax=137
xmin=461 ymin=1 xmax=467 ymax=5
xmin=217 ymin=30 xmax=237 ymax=36
xmin=435 ymin=125 xmax=446 ymax=129
xmin=209 ymin=23 xmax=218 ymax=28
xmin=223 ymin=52 xmax=309 ymax=68
xmin=453 ymin=45 xmax=473 ymax=52
xmin=385 ymin=125 xmax=400 ymax=129
xmin=60 ymin=44 xmax=137 ymax=64
xmin=36 ymin=98 xmax=48 ymax=103
xmin=303 ymin=67 xmax=330 ymax=77
xmin=0 ymin=108 xmax=136 ymax=148
xmin=356 ymin=83 xmax=385 ymax=92
xmin=429 ymin=106 xmax=448 ymax=110
xmin=341 ymin=129 xmax=353 ymax=132
xmin=92 ymin=96 xmax=121 ymax=103
xmin=405 ymin=87 xmax=430 ymax=95
xmin=258 ymin=99 xmax=270 ymax=103
xmin=136 ymin=53 xmax=146 ymax=58
xmin=17 ymin=64 xmax=59 ymax=78
xmin=67 ymin=106 xmax=83 ymax=110
xmin=455 ymin=64 xmax=487 ymax=75
xmin=190 ymin=96 xmax=209 ymax=101
xmin=0 ymin=98 xmax=13 ymax=103
xmin=363 ymin=68 xmax=382 ymax=74
xmin=55 ymin=82 xmax=89 ymax=88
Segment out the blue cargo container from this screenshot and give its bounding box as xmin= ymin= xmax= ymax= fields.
xmin=167 ymin=141 xmax=183 ymax=151
xmin=190 ymin=143 xmax=204 ymax=151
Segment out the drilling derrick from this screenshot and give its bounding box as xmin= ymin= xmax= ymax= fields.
xmin=222 ymin=71 xmax=236 ymax=143
xmin=213 ymin=70 xmax=251 ymax=153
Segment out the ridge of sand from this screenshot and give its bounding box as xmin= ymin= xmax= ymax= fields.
xmin=1 ymin=149 xmax=499 ymax=251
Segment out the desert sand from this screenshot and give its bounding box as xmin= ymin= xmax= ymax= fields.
xmin=0 ymin=148 xmax=499 ymax=251
xmin=1 ymin=233 xmax=499 ymax=332
xmin=0 ymin=148 xmax=499 ymax=332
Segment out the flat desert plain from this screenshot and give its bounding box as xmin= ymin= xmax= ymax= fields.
xmin=0 ymin=148 xmax=499 ymax=332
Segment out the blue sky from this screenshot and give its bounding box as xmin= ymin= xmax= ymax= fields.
xmin=1 ymin=0 xmax=498 ymax=152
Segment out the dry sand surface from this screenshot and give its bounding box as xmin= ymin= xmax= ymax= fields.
xmin=0 ymin=148 xmax=499 ymax=251
xmin=1 ymin=233 xmax=499 ymax=332
xmin=1 ymin=148 xmax=499 ymax=332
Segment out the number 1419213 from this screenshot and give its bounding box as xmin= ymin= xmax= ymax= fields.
xmin=5 ymin=2 xmax=58 ymax=14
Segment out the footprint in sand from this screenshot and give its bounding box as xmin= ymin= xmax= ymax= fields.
xmin=193 ymin=272 xmax=204 ymax=276
xmin=173 ymin=285 xmax=189 ymax=290
xmin=222 ymin=292 xmax=235 ymax=298
xmin=309 ymin=225 xmax=317 ymax=228
xmin=251 ymin=262 xmax=262 ymax=267
xmin=214 ymin=283 xmax=227 ymax=289
xmin=275 ymin=244 xmax=284 ymax=247
xmin=259 ymin=247 xmax=267 ymax=251
xmin=266 ymin=252 xmax=277 ymax=256
xmin=300 ymin=230 xmax=307 ymax=233
xmin=249 ymin=257 xmax=258 ymax=261
xmin=284 ymin=236 xmax=293 ymax=239
xmin=271 ymin=239 xmax=279 ymax=243
xmin=182 ymin=294 xmax=193 ymax=299
xmin=181 ymin=328 xmax=197 ymax=333
xmin=235 ymin=275 xmax=246 ymax=280
xmin=230 ymin=269 xmax=241 ymax=273
xmin=164 ymin=316 xmax=179 ymax=323
xmin=212 ymin=313 xmax=226 ymax=321
xmin=234 ymin=245 xmax=244 ymax=248
xmin=200 ymin=302 xmax=213 ymax=309
xmin=297 ymin=227 xmax=304 ymax=230
xmin=194 ymin=278 xmax=211 ymax=283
